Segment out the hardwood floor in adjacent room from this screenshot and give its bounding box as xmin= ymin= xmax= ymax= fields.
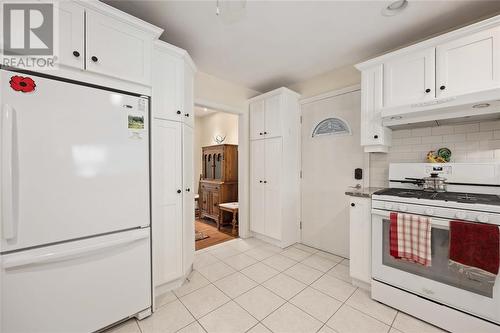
xmin=195 ymin=218 xmax=237 ymax=251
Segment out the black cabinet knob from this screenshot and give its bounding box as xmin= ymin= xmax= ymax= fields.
xmin=259 ymin=132 xmax=263 ymax=135
xmin=263 ymin=180 xmax=267 ymax=184
xmin=91 ymin=56 xmax=98 ymax=62
xmin=73 ymin=51 xmax=80 ymax=57
xmin=374 ymin=135 xmax=379 ymax=139
xmin=264 ymin=131 xmax=268 ymax=134
xmin=425 ymin=88 xmax=431 ymax=93
xmin=176 ymin=110 xmax=181 ymax=115
xmin=440 ymin=85 xmax=446 ymax=90
xmin=351 ymin=203 xmax=355 ymax=207
xmin=177 ymin=189 xmax=181 ymax=193
xmin=185 ymin=113 xmax=190 ymax=117
xmin=186 ymin=188 xmax=190 ymax=192
xmin=259 ymin=180 xmax=263 ymax=183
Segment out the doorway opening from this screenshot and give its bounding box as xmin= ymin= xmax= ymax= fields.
xmin=193 ymin=106 xmax=240 ymax=250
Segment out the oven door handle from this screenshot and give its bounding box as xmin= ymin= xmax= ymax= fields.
xmin=371 ymin=209 xmax=450 ymax=229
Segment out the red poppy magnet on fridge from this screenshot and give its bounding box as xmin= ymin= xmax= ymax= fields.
xmin=10 ymin=75 xmax=36 ymax=93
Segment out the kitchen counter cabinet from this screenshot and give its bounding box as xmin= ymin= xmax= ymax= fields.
xmin=348 ymin=196 xmax=372 ymax=289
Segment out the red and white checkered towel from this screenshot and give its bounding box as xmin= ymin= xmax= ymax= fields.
xmin=390 ymin=212 xmax=432 ymax=267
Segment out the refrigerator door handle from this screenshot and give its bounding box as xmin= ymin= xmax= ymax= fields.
xmin=3 ymin=229 xmax=149 ymax=269
xmin=2 ymin=104 xmax=15 ymax=240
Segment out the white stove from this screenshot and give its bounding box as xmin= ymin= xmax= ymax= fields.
xmin=371 ymin=163 xmax=500 ymax=333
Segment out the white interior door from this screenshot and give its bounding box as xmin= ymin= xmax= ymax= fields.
xmin=250 ymin=140 xmax=265 ymax=234
xmin=152 ymin=119 xmax=183 ymax=286
xmin=301 ymin=90 xmax=366 ymax=257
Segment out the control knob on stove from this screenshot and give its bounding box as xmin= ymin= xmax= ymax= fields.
xmin=385 ymin=203 xmax=393 ymax=210
xmin=477 ymin=214 xmax=489 ymax=223
xmin=455 ymin=211 xmax=466 ymax=220
xmin=399 ymin=205 xmax=408 ymax=212
xmin=425 ymin=209 xmax=434 ymax=216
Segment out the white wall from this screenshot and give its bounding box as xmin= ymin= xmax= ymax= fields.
xmin=195 ymin=71 xmax=260 ymax=111
xmin=370 ymin=120 xmax=500 ymax=187
xmin=194 ymin=112 xmax=239 ymax=192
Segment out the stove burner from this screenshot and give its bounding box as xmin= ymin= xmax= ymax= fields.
xmin=374 ymin=188 xmax=500 ymax=206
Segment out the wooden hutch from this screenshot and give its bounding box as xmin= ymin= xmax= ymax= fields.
xmin=199 ymin=144 xmax=238 ymax=223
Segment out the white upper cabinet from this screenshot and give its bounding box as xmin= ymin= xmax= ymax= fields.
xmin=56 ymin=1 xmax=84 ymax=70
xmin=152 ymin=41 xmax=196 ymax=126
xmin=263 ymin=94 xmax=282 ymax=138
xmin=85 ymin=9 xmax=152 ymax=85
xmin=436 ymin=27 xmax=500 ymax=98
xmin=383 ymin=47 xmax=435 ymax=108
xmin=360 ymin=65 xmax=391 ymax=152
xmin=250 ymin=100 xmax=265 ymax=140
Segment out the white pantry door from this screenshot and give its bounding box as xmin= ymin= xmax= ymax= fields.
xmin=301 ymin=90 xmax=366 ymax=258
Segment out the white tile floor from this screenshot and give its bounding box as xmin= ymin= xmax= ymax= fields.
xmin=105 ymin=238 xmax=447 ymax=333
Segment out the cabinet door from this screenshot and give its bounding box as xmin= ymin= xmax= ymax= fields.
xmin=183 ymin=62 xmax=195 ymax=128
xmin=436 ymin=27 xmax=500 ymax=98
xmin=56 ymin=1 xmax=84 ymax=70
xmin=361 ymin=65 xmax=385 ymax=146
xmin=212 ymin=190 xmax=220 ymax=217
xmin=182 ymin=124 xmax=195 ymax=273
xmin=153 ymin=47 xmax=183 ymax=121
xmin=383 ymin=47 xmax=435 ymax=108
xmin=152 ymin=120 xmax=183 ymax=286
xmin=349 ymin=197 xmax=371 ymax=285
xmin=85 ymin=10 xmax=152 ymax=85
xmin=264 ymin=94 xmax=282 ymax=138
xmin=264 ymin=138 xmax=282 ymax=240
xmin=250 ymin=100 xmax=265 ymax=140
xmin=250 ymin=140 xmax=266 ymax=234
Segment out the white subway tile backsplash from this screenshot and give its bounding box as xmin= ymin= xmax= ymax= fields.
xmin=480 ymin=120 xmax=500 ymax=132
xmin=431 ymin=126 xmax=454 ymax=135
xmin=392 ymin=129 xmax=411 ymax=139
xmin=421 ymin=135 xmax=443 ymax=144
xmin=466 ymin=131 xmax=493 ymax=141
xmin=410 ymin=127 xmax=432 ymax=137
xmin=401 ymin=137 xmax=421 ymax=145
xmin=442 ymin=133 xmax=466 ymax=143
xmin=370 ymin=119 xmax=500 ymax=187
xmin=453 ymin=123 xmax=479 ymax=134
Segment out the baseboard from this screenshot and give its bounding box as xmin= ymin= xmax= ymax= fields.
xmin=252 ymin=232 xmax=294 ymax=248
xmin=371 ymin=279 xmax=500 ymax=333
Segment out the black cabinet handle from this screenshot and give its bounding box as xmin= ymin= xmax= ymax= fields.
xmin=264 ymin=131 xmax=268 ymax=134
xmin=91 ymin=56 xmax=98 ymax=62
xmin=440 ymin=85 xmax=446 ymax=90
xmin=374 ymin=135 xmax=379 ymax=139
xmin=185 ymin=113 xmax=190 ymax=117
xmin=263 ymin=180 xmax=267 ymax=184
xmin=259 ymin=180 xmax=263 ymax=183
xmin=176 ymin=110 xmax=181 ymax=115
xmin=259 ymin=132 xmax=263 ymax=135
xmin=186 ymin=188 xmax=191 ymax=192
xmin=177 ymin=189 xmax=181 ymax=194
xmin=73 ymin=51 xmax=80 ymax=57
xmin=425 ymin=88 xmax=431 ymax=93
xmin=351 ymin=203 xmax=355 ymax=207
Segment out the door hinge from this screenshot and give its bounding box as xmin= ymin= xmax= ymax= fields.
xmin=299 ymin=221 xmax=302 ymax=229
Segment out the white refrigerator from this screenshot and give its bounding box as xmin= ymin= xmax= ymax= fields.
xmin=1 ymin=69 xmax=151 ymax=332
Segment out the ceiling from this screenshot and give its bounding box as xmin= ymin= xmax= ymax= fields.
xmin=104 ymin=0 xmax=500 ymax=92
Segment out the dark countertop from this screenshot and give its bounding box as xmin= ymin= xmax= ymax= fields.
xmin=345 ymin=187 xmax=384 ymax=198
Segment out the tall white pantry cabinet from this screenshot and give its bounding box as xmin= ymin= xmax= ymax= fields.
xmin=151 ymin=40 xmax=196 ymax=299
xmin=248 ymin=88 xmax=301 ymax=248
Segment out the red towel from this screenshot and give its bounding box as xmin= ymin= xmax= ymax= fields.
xmin=449 ymin=221 xmax=500 ymax=275
xmin=390 ymin=212 xmax=432 ymax=266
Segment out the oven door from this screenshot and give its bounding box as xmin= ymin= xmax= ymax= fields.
xmin=372 ymin=209 xmax=500 ymax=324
